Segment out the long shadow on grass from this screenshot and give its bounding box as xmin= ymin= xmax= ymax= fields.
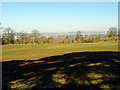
xmin=2 ymin=51 xmax=120 ymax=89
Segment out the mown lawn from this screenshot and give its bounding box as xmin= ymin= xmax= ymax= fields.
xmin=2 ymin=41 xmax=120 ymax=89
xmin=2 ymin=41 xmax=118 ymax=61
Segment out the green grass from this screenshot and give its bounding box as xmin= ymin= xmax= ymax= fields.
xmin=2 ymin=41 xmax=118 ymax=61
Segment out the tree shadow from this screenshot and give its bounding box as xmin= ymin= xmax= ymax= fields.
xmin=2 ymin=51 xmax=120 ymax=89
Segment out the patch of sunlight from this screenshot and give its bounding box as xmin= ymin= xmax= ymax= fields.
xmin=69 ymin=63 xmax=81 ymax=67
xmin=74 ymin=78 xmax=90 ymax=85
xmin=33 ymin=61 xmax=45 ymax=63
xmin=105 ymin=74 xmax=116 ymax=78
xmin=86 ymin=63 xmax=96 ymax=66
xmin=23 ymin=72 xmax=34 ymax=76
xmin=73 ymin=56 xmax=85 ymax=59
xmin=112 ymin=59 xmax=120 ymax=62
xmin=86 ymin=63 xmax=103 ymax=66
xmin=28 ymin=77 xmax=38 ymax=80
xmin=86 ymin=63 xmax=111 ymax=67
xmin=69 ymin=64 xmax=77 ymax=67
xmin=87 ymin=72 xmax=103 ymax=79
xmin=27 ymin=76 xmax=41 ymax=85
xmin=9 ymin=82 xmax=29 ymax=89
xmin=9 ymin=76 xmax=41 ymax=89
xmin=18 ymin=62 xmax=32 ymax=66
xmin=52 ymin=71 xmax=68 ymax=85
xmin=10 ymin=82 xmax=37 ymax=89
xmin=95 ymin=63 xmax=103 ymax=65
xmin=74 ymin=78 xmax=84 ymax=84
xmin=47 ymin=61 xmax=62 ymax=64
xmin=18 ymin=61 xmax=45 ymax=66
xmin=45 ymin=67 xmax=56 ymax=71
xmin=9 ymin=79 xmax=24 ymax=84
xmin=77 ymin=63 xmax=82 ymax=65
xmin=84 ymin=81 xmax=90 ymax=85
xmin=104 ymin=64 xmax=111 ymax=67
xmin=99 ymin=84 xmax=111 ymax=89
xmin=59 ymin=67 xmax=64 ymax=70
xmin=90 ymin=79 xmax=103 ymax=85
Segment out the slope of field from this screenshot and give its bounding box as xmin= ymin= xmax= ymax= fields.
xmin=2 ymin=51 xmax=120 ymax=89
xmin=2 ymin=41 xmax=118 ymax=61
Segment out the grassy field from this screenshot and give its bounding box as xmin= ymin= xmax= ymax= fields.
xmin=2 ymin=41 xmax=120 ymax=89
xmin=2 ymin=41 xmax=118 ymax=61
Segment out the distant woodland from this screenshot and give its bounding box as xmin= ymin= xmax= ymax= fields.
xmin=0 ymin=23 xmax=118 ymax=45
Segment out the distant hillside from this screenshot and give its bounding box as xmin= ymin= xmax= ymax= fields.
xmin=42 ymin=31 xmax=106 ymax=37
xmin=1 ymin=31 xmax=106 ymax=37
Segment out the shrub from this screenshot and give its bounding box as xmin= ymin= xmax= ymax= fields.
xmin=104 ymin=40 xmax=108 ymax=42
xmin=62 ymin=41 xmax=64 ymax=43
xmin=82 ymin=40 xmax=93 ymax=43
xmin=25 ymin=41 xmax=28 ymax=44
xmin=72 ymin=39 xmax=74 ymax=43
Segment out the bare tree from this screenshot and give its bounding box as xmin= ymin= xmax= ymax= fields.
xmin=31 ymin=30 xmax=40 ymax=44
xmin=107 ymin=27 xmax=117 ymax=37
xmin=75 ymin=31 xmax=82 ymax=42
xmin=17 ymin=31 xmax=28 ymax=44
xmin=2 ymin=27 xmax=15 ymax=44
xmin=0 ymin=22 xmax=3 ymax=45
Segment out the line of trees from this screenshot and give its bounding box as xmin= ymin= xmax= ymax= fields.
xmin=2 ymin=28 xmax=42 ymax=45
xmin=74 ymin=27 xmax=118 ymax=43
xmin=0 ymin=25 xmax=118 ymax=45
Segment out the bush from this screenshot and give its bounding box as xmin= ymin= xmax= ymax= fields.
xmin=62 ymin=41 xmax=64 ymax=43
xmin=43 ymin=41 xmax=46 ymax=43
xmin=81 ymin=37 xmax=84 ymax=42
xmin=92 ymin=37 xmax=94 ymax=41
xmin=72 ymin=39 xmax=74 ymax=43
xmin=104 ymin=40 xmax=108 ymax=42
xmin=35 ymin=40 xmax=39 ymax=44
xmin=10 ymin=40 xmax=15 ymax=44
xmin=82 ymin=40 xmax=93 ymax=43
xmin=31 ymin=41 xmax=33 ymax=44
xmin=25 ymin=41 xmax=28 ymax=44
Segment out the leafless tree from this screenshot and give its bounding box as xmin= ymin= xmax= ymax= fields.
xmin=107 ymin=27 xmax=117 ymax=37
xmin=2 ymin=27 xmax=15 ymax=44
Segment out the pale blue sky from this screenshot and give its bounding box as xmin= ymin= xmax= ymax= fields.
xmin=2 ymin=2 xmax=118 ymax=32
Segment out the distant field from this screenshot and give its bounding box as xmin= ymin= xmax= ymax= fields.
xmin=2 ymin=41 xmax=118 ymax=61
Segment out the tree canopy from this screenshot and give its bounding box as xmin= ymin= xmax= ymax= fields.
xmin=107 ymin=27 xmax=117 ymax=37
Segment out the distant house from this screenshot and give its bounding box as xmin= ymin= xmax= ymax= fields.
xmin=14 ymin=36 xmax=18 ymax=40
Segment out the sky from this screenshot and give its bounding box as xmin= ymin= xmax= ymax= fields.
xmin=1 ymin=2 xmax=118 ymax=33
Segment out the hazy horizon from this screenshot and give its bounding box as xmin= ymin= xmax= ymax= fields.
xmin=2 ymin=2 xmax=118 ymax=33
